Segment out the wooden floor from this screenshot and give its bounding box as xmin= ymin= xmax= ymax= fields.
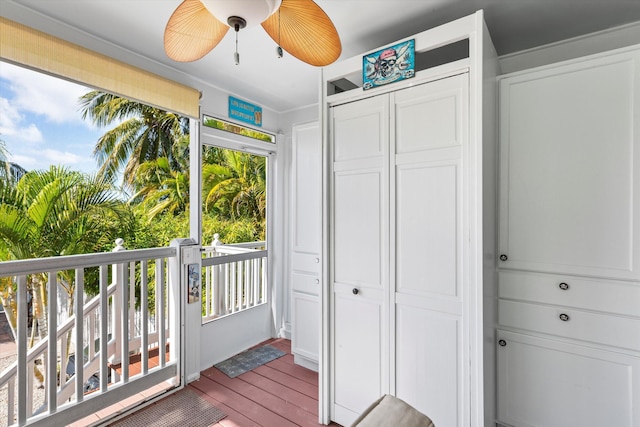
xmin=76 ymin=338 xmax=342 ymax=427
xmin=189 ymin=338 xmax=341 ymax=427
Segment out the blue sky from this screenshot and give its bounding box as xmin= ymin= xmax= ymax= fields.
xmin=0 ymin=61 xmax=103 ymax=175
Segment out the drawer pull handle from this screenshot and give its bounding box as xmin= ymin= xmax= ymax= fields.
xmin=559 ymin=313 xmax=570 ymax=322
xmin=498 ymin=339 xmax=507 ymax=347
xmin=559 ymin=282 xmax=569 ymax=291
xmin=315 ymin=279 xmax=320 ymax=284
xmin=352 ymin=288 xmax=359 ymax=295
xmin=499 ymin=254 xmax=508 ymax=262
xmin=315 ymin=258 xmax=320 ymax=263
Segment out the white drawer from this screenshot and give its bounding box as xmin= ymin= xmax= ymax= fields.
xmin=291 ymin=252 xmax=321 ymax=273
xmin=499 ymin=270 xmax=640 ymax=317
xmin=499 ymin=299 xmax=640 ymax=352
xmin=291 ymin=270 xmax=320 ymax=296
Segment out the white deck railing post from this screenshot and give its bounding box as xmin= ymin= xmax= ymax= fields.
xmin=212 ymin=234 xmax=223 ymax=317
xmin=110 ymin=238 xmax=126 ymax=365
xmin=168 ymin=238 xmax=196 ymax=384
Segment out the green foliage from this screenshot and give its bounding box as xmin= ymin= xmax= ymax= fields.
xmin=0 ymin=92 xmax=268 ymax=314
xmin=202 ymin=116 xmax=275 ymax=143
xmin=202 ymin=147 xmax=266 ymax=223
xmin=0 ymin=166 xmax=135 ymax=297
xmin=202 ymin=215 xmax=264 ymax=244
xmin=125 ymin=211 xmax=263 ymax=249
xmin=79 ymin=91 xmax=189 ymax=189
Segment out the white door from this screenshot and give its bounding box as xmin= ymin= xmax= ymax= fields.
xmin=393 ymin=73 xmax=469 ymax=427
xmin=290 ymin=122 xmax=322 ymax=370
xmin=198 ymin=129 xmax=275 ymax=369
xmin=330 ymin=73 xmax=469 ymax=427
xmin=330 ymin=94 xmax=390 ymax=426
xmin=498 ymin=48 xmax=640 ymax=280
xmin=497 ymin=330 xmax=640 ymax=427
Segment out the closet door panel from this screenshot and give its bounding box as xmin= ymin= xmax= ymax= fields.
xmin=333 ymin=293 xmax=384 ymax=421
xmin=393 ymin=73 xmax=468 ymax=427
xmin=332 ymin=95 xmax=387 ymax=162
xmin=331 ymin=93 xmax=389 ymax=427
xmin=292 ymin=123 xmax=322 ymax=254
xmin=395 ymin=74 xmax=466 ymax=153
xmin=291 ymin=122 xmax=322 ymax=368
xmin=396 ymin=162 xmax=460 ymax=297
xmin=497 ymin=330 xmax=639 ymax=427
xmin=333 ymin=171 xmax=383 ymax=288
xmin=499 ymin=50 xmax=640 ymax=279
xmin=396 ymin=304 xmax=461 ymax=427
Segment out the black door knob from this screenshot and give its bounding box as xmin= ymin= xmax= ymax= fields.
xmin=352 ymin=288 xmax=359 ymax=295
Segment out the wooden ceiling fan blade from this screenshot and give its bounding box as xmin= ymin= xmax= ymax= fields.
xmin=261 ymin=0 xmax=341 ymax=66
xmin=164 ymin=0 xmax=229 ymax=62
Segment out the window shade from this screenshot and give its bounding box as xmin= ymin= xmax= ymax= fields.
xmin=0 ymin=17 xmax=200 ymax=119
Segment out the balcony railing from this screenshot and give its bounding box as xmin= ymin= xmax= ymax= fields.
xmin=0 ymin=240 xmax=180 ymax=427
xmin=201 ymin=234 xmax=268 ymax=323
xmin=0 ymin=236 xmax=268 ymax=426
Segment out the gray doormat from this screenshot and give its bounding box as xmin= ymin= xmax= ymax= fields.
xmin=111 ymin=388 xmax=226 ymax=427
xmin=215 ymin=344 xmax=285 ymax=378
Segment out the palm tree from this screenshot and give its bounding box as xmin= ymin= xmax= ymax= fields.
xmin=129 ymin=133 xmax=191 ymax=222
xmin=0 ymin=166 xmax=133 ymax=339
xmin=130 ymin=156 xmax=190 ymax=221
xmin=202 ymin=148 xmax=267 ymax=225
xmin=79 ymin=91 xmax=189 ymax=189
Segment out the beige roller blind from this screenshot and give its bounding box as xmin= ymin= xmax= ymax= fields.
xmin=0 ymin=17 xmax=200 ymax=119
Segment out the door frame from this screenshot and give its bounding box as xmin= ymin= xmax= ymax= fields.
xmin=193 ymin=122 xmax=281 ymax=373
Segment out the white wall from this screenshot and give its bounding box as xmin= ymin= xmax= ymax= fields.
xmin=499 ymin=21 xmax=640 ymax=74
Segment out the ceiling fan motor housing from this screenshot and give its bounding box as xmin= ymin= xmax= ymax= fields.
xmin=202 ymin=0 xmax=282 ymax=28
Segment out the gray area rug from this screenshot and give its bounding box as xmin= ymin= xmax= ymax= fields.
xmin=215 ymin=344 xmax=285 ymax=378
xmin=111 ymin=388 xmax=226 ymax=427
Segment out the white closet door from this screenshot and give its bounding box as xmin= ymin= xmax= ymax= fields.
xmin=291 ymin=122 xmax=322 ymax=369
xmin=498 ymin=49 xmax=640 ymax=280
xmin=331 ymin=94 xmax=390 ymax=426
xmin=393 ymin=73 xmax=469 ymax=427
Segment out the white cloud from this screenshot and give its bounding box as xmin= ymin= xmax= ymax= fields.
xmin=1 ymin=62 xmax=90 ymax=125
xmin=41 ymin=148 xmax=88 ymax=166
xmin=8 ymin=153 xmax=39 ymax=170
xmin=0 ymin=96 xmax=43 ymax=142
xmin=8 ymin=148 xmax=93 ymax=173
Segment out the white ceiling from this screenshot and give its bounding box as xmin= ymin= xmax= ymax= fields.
xmin=3 ymin=0 xmax=640 ymax=112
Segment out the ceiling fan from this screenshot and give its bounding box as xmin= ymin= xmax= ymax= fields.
xmin=164 ymin=0 xmax=342 ymax=66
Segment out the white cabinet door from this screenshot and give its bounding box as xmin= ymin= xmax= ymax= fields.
xmin=291 ymin=290 xmax=319 ymax=366
xmin=291 ymin=122 xmax=322 ymax=256
xmin=497 ymin=330 xmax=640 ymax=427
xmin=393 ymin=74 xmax=468 ymax=427
xmin=331 ymin=94 xmax=389 ymax=426
xmin=290 ymin=122 xmax=322 ymax=367
xmin=498 ymin=48 xmax=640 ymax=280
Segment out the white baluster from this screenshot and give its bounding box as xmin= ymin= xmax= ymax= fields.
xmin=110 ymin=239 xmax=125 ymax=366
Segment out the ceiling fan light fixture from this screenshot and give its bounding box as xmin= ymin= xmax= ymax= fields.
xmin=201 ymin=0 xmax=282 ymax=28
xmin=164 ymin=0 xmax=341 ymax=66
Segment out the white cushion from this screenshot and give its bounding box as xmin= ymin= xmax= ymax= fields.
xmin=350 ymin=395 xmax=435 ymax=427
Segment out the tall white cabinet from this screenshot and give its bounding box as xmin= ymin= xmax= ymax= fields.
xmin=322 ymin=11 xmax=499 ymax=427
xmin=331 ymin=73 xmax=469 ymax=426
xmin=290 ymin=122 xmax=322 ymax=371
xmin=497 ymin=46 xmax=640 ymax=427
